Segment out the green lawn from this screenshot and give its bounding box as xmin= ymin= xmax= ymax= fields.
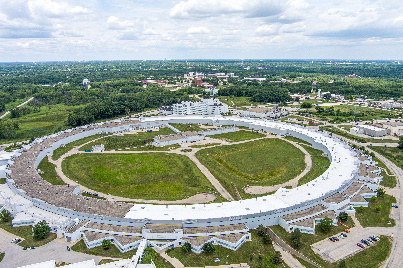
xmin=167 ymin=230 xmax=286 ymax=268
xmin=373 ymin=156 xmax=397 ymax=188
xmin=0 ymin=252 xmax=4 ymax=263
xmin=371 ymin=146 xmax=403 ymax=170
xmin=196 ymin=139 xmax=305 ymax=199
xmin=0 ymin=104 xmax=83 ymax=144
xmin=209 ymin=130 xmax=265 ymax=142
xmin=190 ymin=143 xmax=221 ymax=148
xmin=284 ymin=136 xmax=311 ymax=146
xmin=297 ymin=144 xmax=331 ymax=186
xmin=217 ymin=96 xmax=258 ymax=107
xmin=0 ymin=221 xmax=56 ymax=247
xmin=37 ymin=157 xmax=65 ymax=185
xmin=142 ymin=248 xmax=174 ymax=268
xmin=170 ymin=123 xmax=201 ymax=132
xmin=71 ymin=240 xmax=136 ymax=259
xmin=336 ymin=236 xmax=392 ymax=268
xmin=52 ymin=133 xmax=108 ymax=160
xmin=98 ymin=259 xmax=118 ymax=265
xmin=270 ymin=218 xmax=355 ymax=268
xmin=80 ymin=128 xmax=174 ymax=151
xmin=62 ymin=153 xmax=214 ymax=200
xmin=355 ymin=194 xmax=396 ymax=227
xmin=0 ymin=178 xmax=6 ymax=184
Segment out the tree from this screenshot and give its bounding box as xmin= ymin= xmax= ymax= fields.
xmin=370 ymin=196 xmax=377 ymax=203
xmin=33 ymin=220 xmax=50 ymax=240
xmin=270 ymin=251 xmax=283 ymax=265
xmin=377 ymin=188 xmax=385 ymax=198
xmin=291 ymin=228 xmax=302 ymax=249
xmin=102 ymin=239 xmax=111 ymax=250
xmin=338 ymin=212 xmax=349 ymax=223
xmin=398 ymin=136 xmax=403 ymax=150
xmin=301 ymin=102 xmax=312 ymax=109
xmin=257 ymin=224 xmax=266 ymax=236
xmin=317 ymin=218 xmax=333 ymax=234
xmin=182 ymin=242 xmax=192 ymax=253
xmin=262 ymin=232 xmax=272 ymax=245
xmin=0 ymin=210 xmax=12 ymax=223
xmin=202 ymin=242 xmax=215 ymax=254
xmin=374 ymin=205 xmax=382 ymax=213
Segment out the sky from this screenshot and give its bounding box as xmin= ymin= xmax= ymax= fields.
xmin=0 ymin=0 xmax=402 ymax=62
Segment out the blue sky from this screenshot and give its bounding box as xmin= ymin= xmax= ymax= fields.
xmin=0 ymin=0 xmax=402 ymax=61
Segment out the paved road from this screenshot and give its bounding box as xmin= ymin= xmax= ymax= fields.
xmin=327 ymin=131 xmax=403 ymax=268
xmin=0 ymin=97 xmax=34 ymax=120
xmin=0 ymin=229 xmax=102 ymax=268
xmin=273 ymin=243 xmax=304 ymax=268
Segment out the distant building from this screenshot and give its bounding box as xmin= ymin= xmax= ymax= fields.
xmin=82 ymin=79 xmax=90 ymax=87
xmin=350 ymin=125 xmax=390 ymax=137
xmin=194 ymin=77 xmax=203 ymax=86
xmin=172 ymin=99 xmax=228 ymax=116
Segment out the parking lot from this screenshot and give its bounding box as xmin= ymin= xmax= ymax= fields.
xmin=311 ymin=227 xmax=394 ymax=263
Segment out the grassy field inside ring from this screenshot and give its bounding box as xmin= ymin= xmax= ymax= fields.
xmin=62 ymin=152 xmax=214 ymax=200
xmin=196 ymin=138 xmax=306 ymax=199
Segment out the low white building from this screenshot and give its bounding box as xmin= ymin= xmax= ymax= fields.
xmin=350 ymin=125 xmax=390 ymax=137
xmin=172 ymin=99 xmax=228 ymax=116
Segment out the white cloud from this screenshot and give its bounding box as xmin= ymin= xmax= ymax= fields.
xmin=170 ymin=0 xmax=284 ymax=19
xmin=107 ymin=16 xmax=136 ymax=30
xmin=28 ymin=0 xmax=90 ymax=19
xmin=186 ymin=27 xmax=210 ymax=34
xmin=255 ymin=25 xmax=279 ymax=35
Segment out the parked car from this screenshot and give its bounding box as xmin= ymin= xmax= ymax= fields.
xmin=329 ymin=237 xmax=335 ymax=242
xmin=333 ymin=236 xmax=339 ymax=241
xmin=340 ymin=233 xmax=347 ymax=237
xmin=11 ymin=238 xmax=22 ymax=244
xmin=357 ymin=243 xmax=365 ymax=249
xmin=361 ymin=239 xmax=370 ymax=246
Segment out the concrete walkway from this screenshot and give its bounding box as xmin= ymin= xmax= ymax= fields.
xmin=159 ymin=250 xmax=185 ymax=268
xmin=0 ymin=97 xmax=34 ymax=120
xmin=273 ymin=243 xmax=304 ymax=268
xmin=244 ymin=138 xmax=313 ymax=194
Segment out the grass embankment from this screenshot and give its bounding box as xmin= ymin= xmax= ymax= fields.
xmin=298 ymin=145 xmax=330 ymax=186
xmin=320 ymin=126 xmax=398 ymax=143
xmin=284 ymin=136 xmax=311 ymax=146
xmin=371 ymin=146 xmax=403 ymax=170
xmin=80 ymin=128 xmax=174 ymax=151
xmin=170 ymin=123 xmax=201 ymax=132
xmin=37 ymin=157 xmax=65 ymax=185
xmin=52 ymin=133 xmax=108 ymax=160
xmin=270 ymin=218 xmax=355 ymax=268
xmin=0 ymin=221 xmax=56 ymax=247
xmin=142 ymin=248 xmax=174 ymax=268
xmin=0 ymin=178 xmax=6 ymax=184
xmin=71 ymin=240 xmax=136 ymax=259
xmin=190 ymin=143 xmax=221 ymax=148
xmin=167 ymin=230 xmax=284 ymax=268
xmin=355 ymin=194 xmax=396 ymax=227
xmin=209 ymin=130 xmax=265 ymax=142
xmin=0 ymin=104 xmax=83 ymax=144
xmin=62 ymin=153 xmax=214 ymax=201
xmin=196 ymin=139 xmax=305 ymax=199
xmin=372 ymin=156 xmax=397 ymax=188
xmin=0 ymin=252 xmax=4 ymax=263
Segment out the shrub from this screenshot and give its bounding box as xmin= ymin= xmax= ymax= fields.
xmin=338 ymin=212 xmax=349 ymax=223
xmin=377 ymin=188 xmax=385 ymax=198
xmin=0 ymin=210 xmax=12 ymax=223
xmin=271 ymin=251 xmax=283 ymax=265
xmin=182 ymin=242 xmax=192 ymax=253
xmin=262 ymin=233 xmax=272 ymax=245
xmin=102 ymin=239 xmax=111 ymax=250
xmin=202 ymin=242 xmax=215 ymax=254
xmin=374 ymin=205 xmax=382 ymax=213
